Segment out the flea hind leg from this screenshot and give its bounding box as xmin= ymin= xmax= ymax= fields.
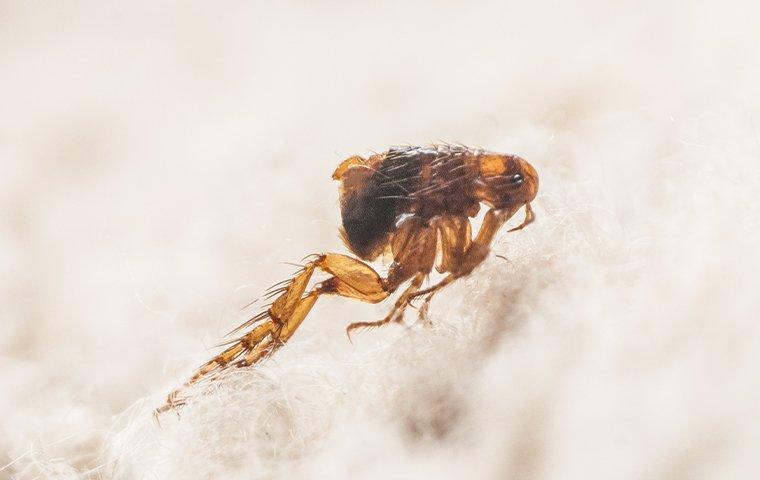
xmin=212 ymin=253 xmax=392 ymax=372
xmin=157 ymin=253 xmax=390 ymax=414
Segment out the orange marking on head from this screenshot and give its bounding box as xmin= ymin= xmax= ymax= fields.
xmin=480 ymin=155 xmax=507 ymax=176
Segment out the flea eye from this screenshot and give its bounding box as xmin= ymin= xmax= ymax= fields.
xmin=512 ymin=174 xmax=523 ymax=184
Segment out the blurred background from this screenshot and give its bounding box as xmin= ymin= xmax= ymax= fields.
xmin=2 ymin=1 xmax=760 ymax=478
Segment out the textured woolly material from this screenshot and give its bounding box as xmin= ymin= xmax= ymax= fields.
xmin=2 ymin=1 xmax=760 ymax=479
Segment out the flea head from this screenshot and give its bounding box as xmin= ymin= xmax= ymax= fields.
xmin=477 ymin=154 xmax=539 ymax=214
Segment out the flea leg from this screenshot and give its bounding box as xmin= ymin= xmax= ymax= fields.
xmin=415 ymin=292 xmax=436 ymax=327
xmin=346 ymin=272 xmax=426 ymax=339
xmin=434 ymin=216 xmax=471 ymax=274
xmin=410 ymin=208 xmax=514 ymax=305
xmin=406 ymin=215 xmax=472 ymax=324
xmin=344 ymin=219 xmax=437 ymax=338
xmin=157 ymin=253 xmax=391 ymax=414
xmin=409 ymin=275 xmax=458 ymax=303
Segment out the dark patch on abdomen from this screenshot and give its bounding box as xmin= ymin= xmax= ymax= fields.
xmin=341 ymin=186 xmax=398 ymax=259
xmin=340 ymin=147 xmax=422 ymax=259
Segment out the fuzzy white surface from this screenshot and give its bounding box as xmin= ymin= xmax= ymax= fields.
xmin=2 ymin=1 xmax=759 ymax=479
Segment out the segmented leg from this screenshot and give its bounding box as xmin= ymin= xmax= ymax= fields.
xmin=156 ymin=253 xmax=389 ymax=414
xmin=157 ymin=216 xmax=456 ymax=415
xmin=348 ymin=217 xmax=437 ymax=332
xmin=410 ymin=206 xmax=525 ymax=306
xmin=415 ymin=292 xmax=435 ymax=326
xmin=345 ymin=272 xmax=426 ymax=339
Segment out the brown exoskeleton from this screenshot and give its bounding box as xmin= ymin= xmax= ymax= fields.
xmin=157 ymin=144 xmax=538 ymax=414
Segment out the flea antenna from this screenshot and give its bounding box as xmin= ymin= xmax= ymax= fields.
xmin=508 ymin=203 xmax=535 ymax=232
